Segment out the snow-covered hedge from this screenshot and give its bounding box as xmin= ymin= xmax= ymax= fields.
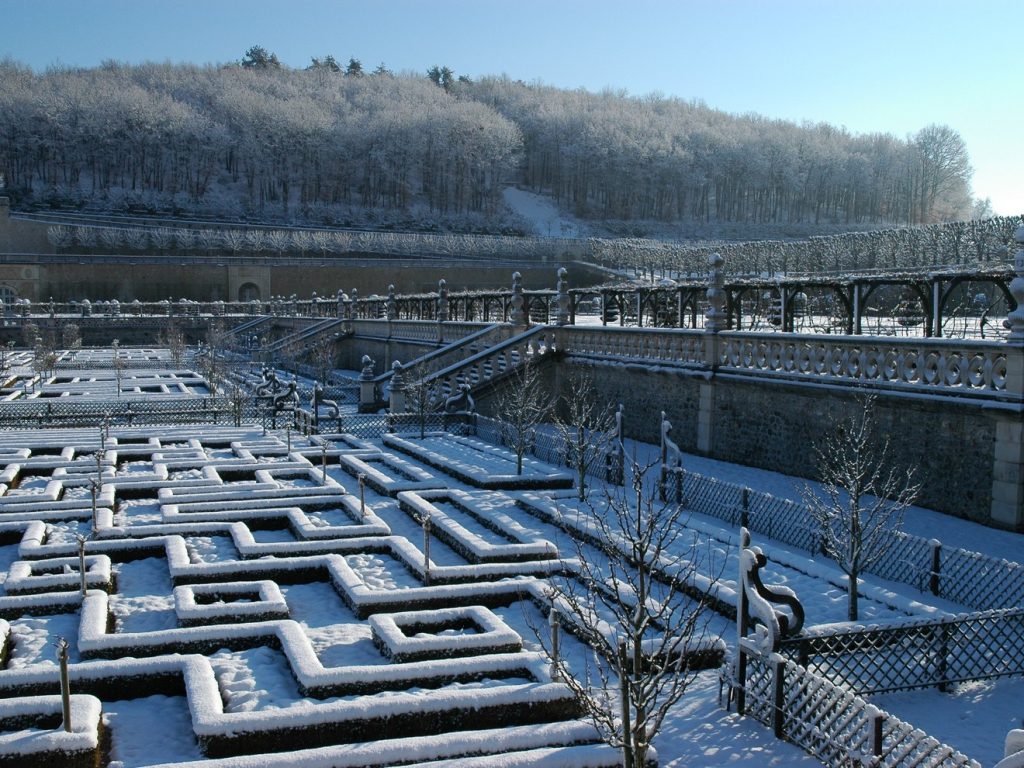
xmin=0 ymin=694 xmax=103 ymax=768
xmin=369 ymin=605 xmax=522 ymax=663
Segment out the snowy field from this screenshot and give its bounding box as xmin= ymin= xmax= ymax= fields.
xmin=0 ymin=421 xmax=1018 ymax=767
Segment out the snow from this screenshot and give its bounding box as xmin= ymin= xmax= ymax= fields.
xmin=0 ymin=422 xmax=1019 ymax=767
xmin=503 ymin=187 xmax=589 ymax=239
xmin=870 ymin=677 xmax=1024 ymax=768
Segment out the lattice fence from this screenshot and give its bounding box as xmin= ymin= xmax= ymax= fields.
xmin=471 ymin=415 xmax=623 ymax=486
xmin=678 ymin=471 xmax=1024 ymax=611
xmin=0 ymin=397 xmax=262 ymax=429
xmin=739 ymin=652 xmax=981 ymax=768
xmin=779 ymin=608 xmax=1024 ymax=695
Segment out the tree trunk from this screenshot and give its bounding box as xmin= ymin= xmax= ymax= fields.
xmin=847 ymin=566 xmax=859 ymax=621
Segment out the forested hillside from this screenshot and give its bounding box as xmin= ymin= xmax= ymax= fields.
xmin=0 ymin=56 xmax=977 ymax=233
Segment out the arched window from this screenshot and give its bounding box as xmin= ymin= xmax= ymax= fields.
xmin=238 ymin=282 xmax=261 ymax=302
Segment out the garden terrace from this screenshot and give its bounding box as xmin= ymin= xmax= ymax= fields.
xmin=0 ymin=416 xmax=1016 ymax=765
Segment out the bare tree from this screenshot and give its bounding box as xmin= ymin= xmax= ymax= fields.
xmin=801 ymin=393 xmax=921 ymax=621
xmin=543 ymin=459 xmax=714 ymax=768
xmin=495 ymin=355 xmax=552 ymax=475
xmin=111 ymin=339 xmax=127 ymax=396
xmin=61 ymin=323 xmax=82 ymax=350
xmin=159 ymin=322 xmax=187 ymax=366
xmin=227 ymin=383 xmax=251 ymax=426
xmin=306 ymin=334 xmax=336 ymax=384
xmin=402 ymin=363 xmax=445 ymax=439
xmin=553 ymin=373 xmax=617 ymax=500
xmin=199 ymin=321 xmax=228 ymax=396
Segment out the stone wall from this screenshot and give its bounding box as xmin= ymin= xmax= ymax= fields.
xmin=0 ymin=202 xmax=611 ymax=301
xmin=566 ymin=360 xmax=996 ymax=525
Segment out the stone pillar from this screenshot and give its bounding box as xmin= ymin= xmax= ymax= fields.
xmin=991 ymin=225 xmax=1024 ymax=528
xmin=386 ymin=284 xmax=396 ymax=321
xmin=359 ymin=354 xmax=377 ymax=410
xmin=555 ymin=267 xmax=571 ymax=326
xmin=698 ymin=253 xmax=726 ymax=454
xmin=509 ymin=271 xmax=527 ymax=329
xmin=436 ymin=279 xmax=448 ymax=323
xmin=389 ymin=361 xmax=407 ymax=413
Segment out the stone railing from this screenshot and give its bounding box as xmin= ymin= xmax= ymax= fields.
xmin=555 ymin=325 xmax=705 ymax=367
xmin=349 ymin=319 xmax=491 ymax=345
xmin=717 ymin=331 xmax=1011 ymax=399
xmin=552 ymin=324 xmax=1017 ymax=403
xmin=420 ymin=326 xmax=552 ymax=401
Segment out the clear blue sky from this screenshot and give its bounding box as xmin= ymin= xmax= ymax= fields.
xmin=3 ymin=0 xmax=1022 ymax=215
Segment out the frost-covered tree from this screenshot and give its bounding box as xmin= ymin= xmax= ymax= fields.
xmin=495 ymin=355 xmax=553 ymax=475
xmin=553 ymin=374 xmax=617 ymax=500
xmin=801 ymin=393 xmax=921 ymax=621
xmin=544 ymin=458 xmax=714 ymax=768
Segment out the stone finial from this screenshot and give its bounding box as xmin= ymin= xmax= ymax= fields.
xmin=386 ymin=284 xmax=396 ymax=321
xmin=555 ymin=266 xmax=570 ymax=326
xmin=390 ymin=360 xmax=404 ymax=386
xmin=1006 ymin=226 xmax=1024 ymax=341
xmin=704 ymin=252 xmax=727 ymax=332
xmin=509 ymin=271 xmax=526 ymax=327
xmin=437 ymin=279 xmax=448 ymax=322
xmin=360 ymin=354 xmax=375 ymax=380
xmin=349 ymin=288 xmax=359 ymax=320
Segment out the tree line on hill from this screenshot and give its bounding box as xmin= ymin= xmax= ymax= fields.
xmin=0 ymin=51 xmax=980 ymax=230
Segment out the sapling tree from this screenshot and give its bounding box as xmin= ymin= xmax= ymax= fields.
xmin=801 ymin=393 xmax=921 ymax=621
xmin=542 ymin=458 xmax=714 ymax=768
xmin=159 ymin=322 xmax=187 ymax=366
xmin=61 ymin=323 xmax=82 ymax=350
xmin=306 ymin=334 xmax=336 ymax=383
xmin=111 ymin=339 xmax=127 ymax=396
xmin=495 ymin=355 xmax=553 ymax=475
xmin=227 ymin=383 xmax=251 ymax=426
xmin=553 ymin=373 xmax=617 ymax=500
xmin=402 ymin=362 xmax=444 ymax=439
xmin=200 ymin=321 xmax=228 ymax=396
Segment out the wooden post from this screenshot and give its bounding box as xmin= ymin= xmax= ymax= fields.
xmin=422 ymin=514 xmax=431 ymax=586
xmin=741 ymin=487 xmax=750 ymax=528
xmin=77 ymin=535 xmax=88 ymax=597
xmin=89 ymin=481 xmax=98 ymax=534
xmin=772 ymin=655 xmax=786 ymax=738
xmin=57 ymin=638 xmax=71 ymax=732
xmin=865 ymin=703 xmax=884 ymax=758
xmin=358 ymin=473 xmax=366 ymax=520
xmin=929 ymin=539 xmax=941 ymax=596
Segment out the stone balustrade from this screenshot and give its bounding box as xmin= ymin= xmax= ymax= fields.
xmin=718 ymin=332 xmax=1012 ymax=398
